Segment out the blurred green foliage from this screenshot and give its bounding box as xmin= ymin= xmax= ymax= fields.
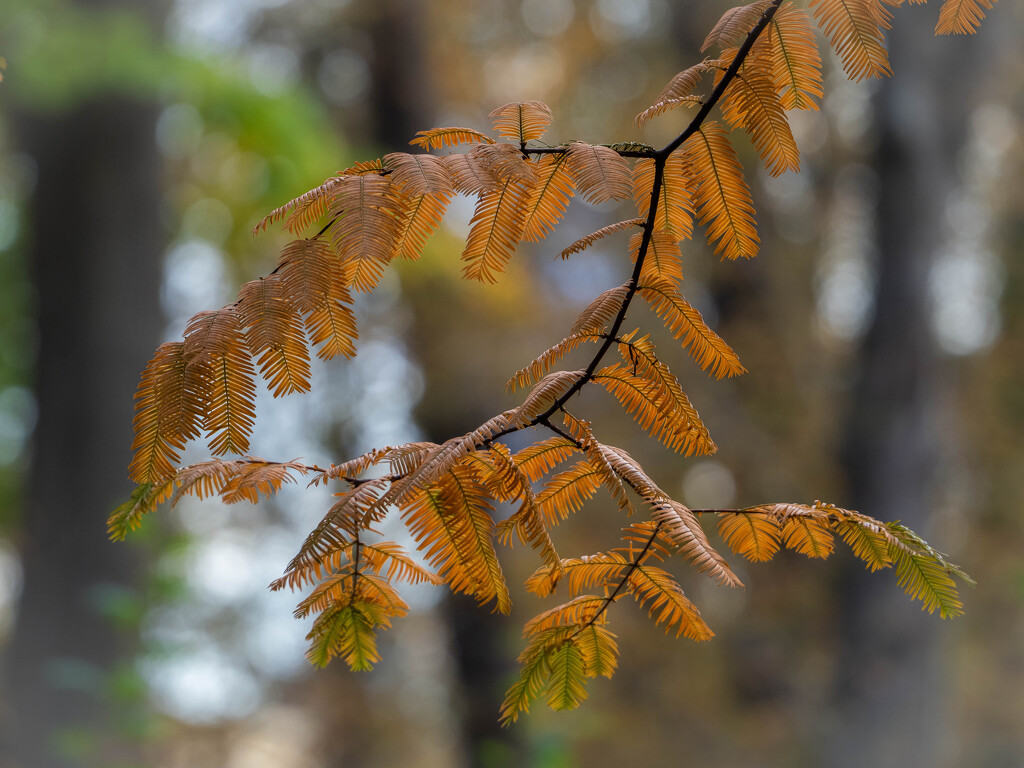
xmin=0 ymin=0 xmax=353 ymax=531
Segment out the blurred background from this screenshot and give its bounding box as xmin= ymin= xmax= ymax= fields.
xmin=0 ymin=0 xmax=1021 ymax=766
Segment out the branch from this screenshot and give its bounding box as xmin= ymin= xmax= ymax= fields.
xmin=571 ymin=521 xmax=664 ymax=638
xmin=268 ymin=1 xmax=787 ymax=535
xmin=658 ymin=0 xmax=783 ymax=160
xmin=524 ymin=146 xmax=657 ymax=159
xmin=525 ymin=0 xmax=782 ymax=427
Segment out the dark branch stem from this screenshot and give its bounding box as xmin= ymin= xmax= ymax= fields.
xmin=529 ymin=157 xmax=665 ymax=426
xmin=461 ymin=2 xmax=784 ymax=482
xmin=571 ymin=521 xmax=664 ymax=638
xmin=523 ymin=0 xmax=781 ymax=430
xmin=314 ymin=216 xmax=336 ymax=239
xmin=486 ymin=10 xmax=785 ymax=631
xmin=351 ymin=529 xmax=362 ymax=599
xmin=524 ymin=146 xmax=656 ymax=159
xmin=658 ymin=0 xmax=782 ymax=160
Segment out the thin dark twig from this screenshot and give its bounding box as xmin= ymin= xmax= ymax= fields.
xmin=571 ymin=521 xmax=664 ymax=638
xmin=524 ymin=146 xmax=656 ymax=159
xmin=658 ymin=0 xmax=783 ymax=160
xmin=315 ymin=216 xmax=336 ymax=239
xmin=524 ymin=0 xmax=782 ymax=429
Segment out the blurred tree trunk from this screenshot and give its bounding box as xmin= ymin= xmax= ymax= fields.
xmin=365 ymin=0 xmax=432 ymax=150
xmin=825 ymin=16 xmax=986 ymax=768
xmin=2 ymin=98 xmax=163 ymax=768
xmin=1 ymin=4 xmax=164 ymax=766
xmin=368 ymin=2 xmax=523 ymax=764
xmin=311 ymin=3 xmax=521 ymax=766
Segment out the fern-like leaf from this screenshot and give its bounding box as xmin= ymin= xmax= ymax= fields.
xmin=340 ymin=159 xmax=389 ymax=176
xmin=702 ymin=0 xmax=775 ymax=51
xmin=718 ymin=510 xmax=783 ymax=561
xmin=500 ymin=627 xmax=575 ymax=725
xmin=615 ymin=334 xmax=717 ymax=456
xmin=578 ymin=435 xmax=634 ymax=515
xmin=461 ymin=178 xmax=531 ymax=283
xmin=513 ymin=437 xmax=580 ymax=483
xmin=781 ymin=513 xmax=835 ymax=558
xmin=935 ymin=0 xmax=995 ymax=34
xmin=809 ymin=0 xmax=892 ymax=81
xmin=566 ymin=142 xmax=633 ymax=204
xmin=526 ymin=554 xmax=629 ymax=598
xmin=558 ymin=416 xmax=633 ymax=515
xmin=510 ymin=370 xmax=584 ymax=426
xmin=401 ymin=465 xmax=512 ymax=613
xmin=296 ymin=570 xmax=408 ymax=620
xmin=593 ymin=363 xmax=711 ymax=455
xmin=218 ymin=458 xmax=309 ymax=504
xmin=382 ymin=152 xmax=455 ymax=197
xmin=649 ymin=500 xmax=742 ymax=587
xmin=766 ymin=2 xmax=824 ymax=110
xmin=252 ymin=175 xmax=344 ymax=235
xmin=638 ymin=63 xmax=710 ymax=126
xmin=832 ymin=512 xmax=892 ymax=571
xmin=508 ymin=335 xmax=602 ymax=392
xmin=487 ymin=446 xmax=562 ymax=569
xmin=276 ymin=238 xmax=337 ymax=312
xmin=107 ymin=481 xmax=173 ymax=541
xmin=358 ymin=541 xmax=443 ymax=585
xmin=630 ymin=231 xmax=684 ymax=284
xmin=718 ymin=53 xmax=800 ymax=176
xmin=442 ymin=153 xmax=501 ymax=195
xmin=561 ymin=219 xmax=643 ymax=260
xmin=171 ymin=458 xmax=243 ymax=504
xmin=276 ymin=239 xmax=358 ymax=360
xmin=392 ymin=190 xmax=453 ymax=262
xmin=637 ymin=278 xmax=746 ymax=378
xmin=635 ymin=96 xmax=703 ymax=129
xmin=620 ymin=520 xmax=677 ymax=562
xmin=682 ymin=121 xmax=759 ymax=259
xmin=237 ymin=276 xmax=312 ymax=397
xmin=470 ymin=143 xmax=539 ymax=187
xmin=886 ymin=524 xmax=965 ymax=618
xmin=328 ymin=174 xmax=405 ymax=293
xmin=390 ymin=429 xmax=500 ymax=509
xmin=359 ymin=442 xmax=436 ymax=478
xmin=273 ymin=479 xmax=391 ymax=590
xmin=545 ymin=639 xmax=589 ymax=711
xmin=525 ymin=597 xmax=611 ymax=634
xmin=410 ymin=126 xmax=495 ymax=151
xmin=575 ymin=624 xmax=619 ymax=679
xmin=535 ymin=460 xmax=604 ymax=527
xmin=306 ymin=600 xmax=389 ymax=670
xmin=305 ymin=279 xmax=359 ymax=360
xmin=627 ymin=564 xmax=714 ymax=640
xmin=570 ymin=283 xmax=630 ymax=335
xmin=128 ymin=341 xmax=203 ymax=484
xmin=488 ymin=100 xmax=554 ymax=142
xmin=598 ymin=443 xmax=667 ymax=502
xmin=183 ymin=308 xmax=258 ymax=456
xmin=522 ymin=153 xmax=576 ymax=242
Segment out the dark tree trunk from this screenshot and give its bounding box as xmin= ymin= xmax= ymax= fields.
xmin=366 ymin=5 xmax=524 ymax=765
xmin=824 ymin=16 xmax=987 ymax=768
xmin=2 ymin=94 xmax=163 ymax=768
xmin=366 ymin=0 xmax=433 ymax=150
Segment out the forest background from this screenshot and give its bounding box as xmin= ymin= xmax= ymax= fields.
xmin=0 ymin=0 xmax=1021 ymax=766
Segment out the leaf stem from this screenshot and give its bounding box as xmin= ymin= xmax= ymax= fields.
xmin=657 ymin=0 xmax=783 ymax=160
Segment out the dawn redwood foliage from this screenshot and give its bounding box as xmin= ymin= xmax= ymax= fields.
xmin=113 ymin=0 xmax=991 ymax=723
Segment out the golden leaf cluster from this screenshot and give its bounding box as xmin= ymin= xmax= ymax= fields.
xmin=115 ymin=0 xmax=989 ymax=724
